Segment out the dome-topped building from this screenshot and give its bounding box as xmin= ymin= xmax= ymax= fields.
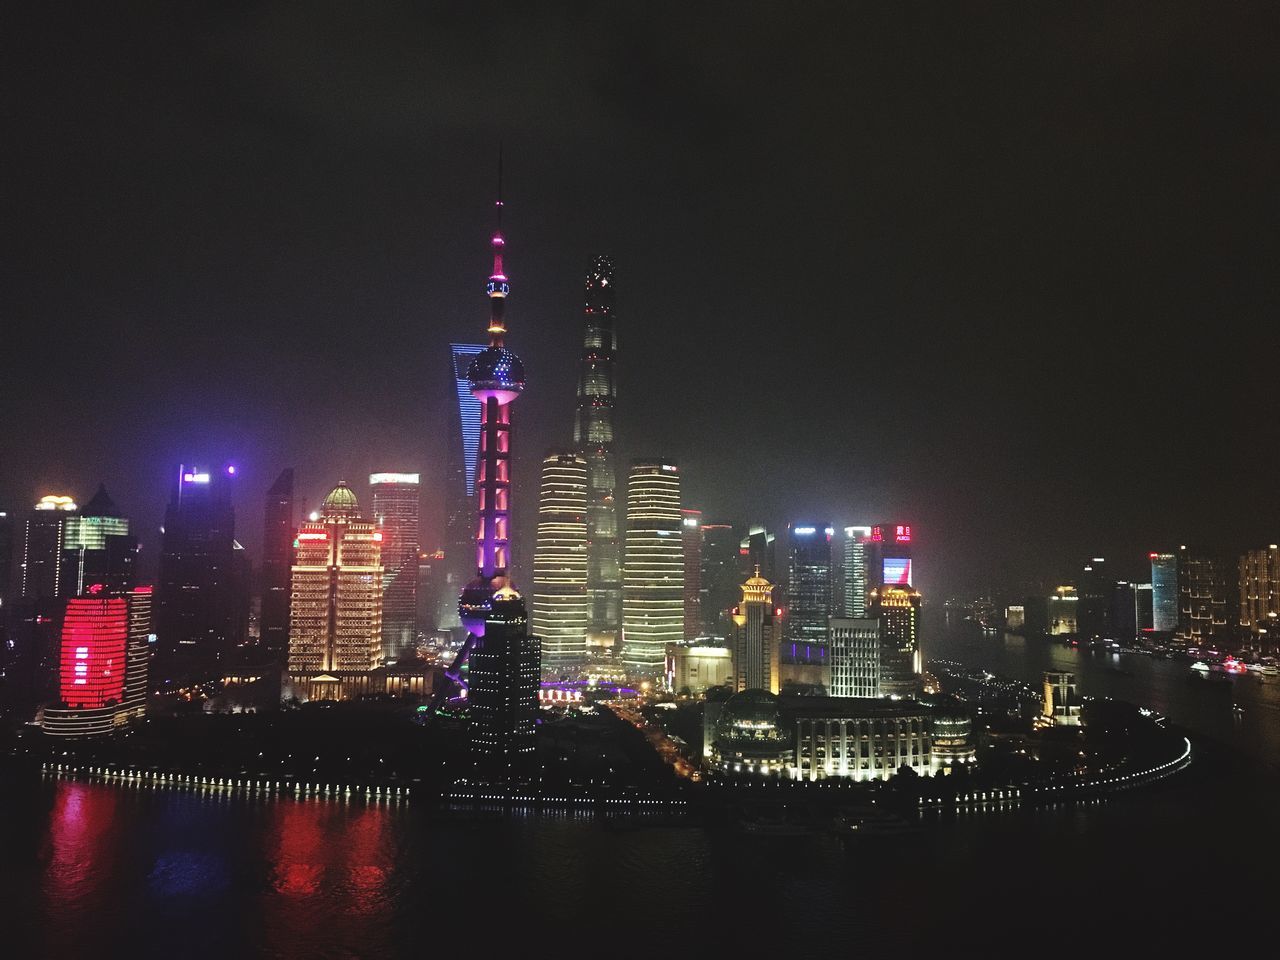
xmin=321 ymin=481 xmax=360 ymax=519
xmin=713 ymin=689 xmax=792 ymax=775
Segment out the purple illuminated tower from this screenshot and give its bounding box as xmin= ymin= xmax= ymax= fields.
xmin=432 ymin=171 xmax=540 ymax=777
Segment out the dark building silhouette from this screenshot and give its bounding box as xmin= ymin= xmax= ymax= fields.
xmin=700 ymin=521 xmax=744 ymax=636
xmin=574 ymin=256 xmax=623 ymax=644
xmin=782 ymin=522 xmax=832 ymax=686
xmin=1078 ymin=557 xmax=1112 ymax=639
xmin=155 ymin=465 xmax=249 ymax=684
xmin=259 ymin=468 xmax=294 ymax=663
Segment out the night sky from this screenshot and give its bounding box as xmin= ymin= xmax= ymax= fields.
xmin=5 ymin=2 xmax=1278 ymax=601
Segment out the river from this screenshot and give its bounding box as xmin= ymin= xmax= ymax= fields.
xmin=3 ymin=630 xmax=1278 ymax=958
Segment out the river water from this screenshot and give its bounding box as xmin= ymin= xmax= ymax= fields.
xmin=3 ymin=631 xmax=1278 ymax=959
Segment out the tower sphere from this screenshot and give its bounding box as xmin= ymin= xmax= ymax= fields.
xmin=468 ymin=345 xmax=526 ymax=404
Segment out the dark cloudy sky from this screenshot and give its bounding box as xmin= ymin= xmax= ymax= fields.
xmin=4 ymin=2 xmax=1278 ymax=601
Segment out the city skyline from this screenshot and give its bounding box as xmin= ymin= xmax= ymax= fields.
xmin=7 ymin=5 xmax=1279 ymax=607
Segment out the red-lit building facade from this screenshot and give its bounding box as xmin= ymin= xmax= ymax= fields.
xmin=42 ymin=585 xmax=153 ymax=737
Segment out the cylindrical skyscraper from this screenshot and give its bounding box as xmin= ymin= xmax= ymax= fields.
xmin=531 ymin=451 xmax=589 ymax=673
xmin=574 ymin=256 xmax=622 ymax=645
xmin=622 ymin=460 xmax=683 ymax=677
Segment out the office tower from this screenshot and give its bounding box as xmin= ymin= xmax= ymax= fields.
xmin=730 ymin=567 xmax=781 ymax=694
xmin=370 ymin=472 xmax=421 ymax=661
xmin=842 ymin=525 xmax=872 ymax=617
xmin=1150 ymin=552 xmax=1178 ymax=632
xmin=531 ymin=452 xmax=589 ymax=673
xmin=621 ymin=461 xmax=684 ymax=676
xmin=740 ymin=525 xmax=778 ymax=584
xmin=41 ymin=584 xmax=152 ymax=737
xmin=286 ymin=482 xmax=383 ymax=699
xmin=259 ymin=468 xmax=295 ymax=662
xmin=781 ymin=523 xmax=832 ymax=687
xmin=682 ymin=509 xmax=702 ymax=639
xmin=1048 ymin=585 xmax=1079 ymax=635
xmin=573 ymin=255 xmax=623 ymax=644
xmin=1112 ymin=581 xmax=1137 ymax=642
xmin=666 ymin=644 xmax=732 ymax=694
xmin=1078 ymin=557 xmax=1111 ymax=638
xmin=700 ymin=522 xmax=743 ymax=635
xmin=1177 ymin=545 xmax=1228 ymax=645
xmin=830 ymin=616 xmax=881 ymax=697
xmin=1042 ymin=671 xmax=1082 ymax=726
xmin=155 ymin=465 xmax=249 ymax=683
xmin=1239 ymin=545 xmax=1279 ymax=636
xmin=60 ymin=485 xmax=137 ymax=597
xmin=868 ymin=523 xmax=914 ymax=592
xmin=1133 ymin=582 xmax=1154 ymax=633
xmin=442 ymin=342 xmax=488 ymax=632
xmin=437 ymin=185 xmax=541 ymax=777
xmin=21 ymin=494 xmax=77 ymax=599
xmin=869 ymin=586 xmax=921 ymax=697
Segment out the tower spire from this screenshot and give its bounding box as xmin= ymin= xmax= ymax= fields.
xmin=486 ymin=145 xmax=509 ymax=346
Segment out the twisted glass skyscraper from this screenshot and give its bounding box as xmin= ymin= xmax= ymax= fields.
xmin=573 ymin=256 xmax=622 ymax=643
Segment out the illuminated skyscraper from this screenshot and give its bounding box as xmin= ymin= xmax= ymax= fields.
xmin=682 ymin=509 xmax=702 ymax=640
xmin=869 ymin=586 xmax=921 ymax=697
xmin=155 ymin=464 xmax=249 ymax=683
xmin=21 ymin=494 xmax=77 ymax=599
xmin=1239 ymin=545 xmax=1280 ymax=636
xmin=60 ymin=485 xmax=137 ymax=597
xmin=868 ymin=523 xmax=914 ymax=592
xmin=782 ymin=522 xmax=833 ymax=687
xmin=622 ymin=460 xmax=683 ymax=676
xmin=830 ymin=616 xmax=881 ymax=698
xmin=574 ymin=256 xmax=623 ymax=643
xmin=842 ymin=525 xmax=871 ymax=617
xmin=730 ymin=567 xmax=780 ymax=693
xmin=371 ymin=472 xmax=421 ymax=661
xmin=740 ymin=525 xmax=778 ymax=584
xmin=431 ymin=180 xmax=540 ymax=778
xmin=286 ymin=481 xmax=383 ymax=700
xmin=259 ymin=468 xmax=295 ymax=662
xmin=531 ymin=452 xmax=589 ymax=673
xmin=41 ymin=584 xmax=152 ymax=737
xmin=1150 ymin=552 xmax=1178 ymax=632
xmin=1176 ymin=545 xmax=1228 ymax=644
xmin=442 ymin=342 xmax=487 ymax=632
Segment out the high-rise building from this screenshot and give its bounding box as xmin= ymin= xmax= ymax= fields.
xmin=781 ymin=523 xmax=832 ymax=687
xmin=531 ymin=452 xmax=589 ymax=673
xmin=0 ymin=509 xmax=12 ymax=606
xmin=681 ymin=509 xmax=702 ymax=640
xmin=370 ymin=472 xmax=421 ymax=662
xmin=1078 ymin=557 xmax=1111 ymax=639
xmin=60 ymin=485 xmax=137 ymax=597
xmin=286 ymin=482 xmax=384 ymax=699
xmin=1133 ymin=582 xmax=1154 ymax=633
xmin=155 ymin=465 xmax=249 ymax=683
xmin=574 ymin=255 xmax=623 ymax=644
xmin=829 ymin=616 xmax=881 ymax=698
xmin=259 ymin=468 xmax=295 ymax=663
xmin=868 ymin=523 xmax=914 ymax=593
xmin=442 ymin=342 xmax=488 ymax=632
xmin=1112 ymin=581 xmax=1137 ymax=643
xmin=700 ymin=522 xmax=743 ymax=635
xmin=842 ymin=525 xmax=872 ymax=617
xmin=436 ymin=184 xmax=540 ymax=779
xmin=869 ymin=586 xmax=921 ymax=697
xmin=21 ymin=494 xmax=77 ymax=599
xmin=1176 ymin=545 xmax=1229 ymax=645
xmin=41 ymin=584 xmax=152 ymax=737
xmin=1150 ymin=553 xmax=1178 ymax=632
xmin=730 ymin=568 xmax=780 ymax=694
xmin=740 ymin=525 xmax=778 ymax=584
xmin=1239 ymin=546 xmax=1279 ymax=637
xmin=622 ymin=460 xmax=683 ymax=676
xmin=1048 ymin=585 xmax=1079 ymax=635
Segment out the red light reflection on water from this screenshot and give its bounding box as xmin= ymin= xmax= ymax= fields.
xmin=44 ymin=782 xmax=119 ymax=903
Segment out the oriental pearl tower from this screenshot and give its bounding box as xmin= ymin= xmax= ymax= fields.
xmin=433 ymin=164 xmax=541 ymax=776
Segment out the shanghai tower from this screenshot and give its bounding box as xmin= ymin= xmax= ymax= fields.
xmin=573 ymin=256 xmax=622 ymax=645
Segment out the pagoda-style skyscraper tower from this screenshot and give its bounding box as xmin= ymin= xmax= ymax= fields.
xmin=574 ymin=255 xmax=622 ymax=645
xmin=436 ymin=174 xmax=540 ymax=778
